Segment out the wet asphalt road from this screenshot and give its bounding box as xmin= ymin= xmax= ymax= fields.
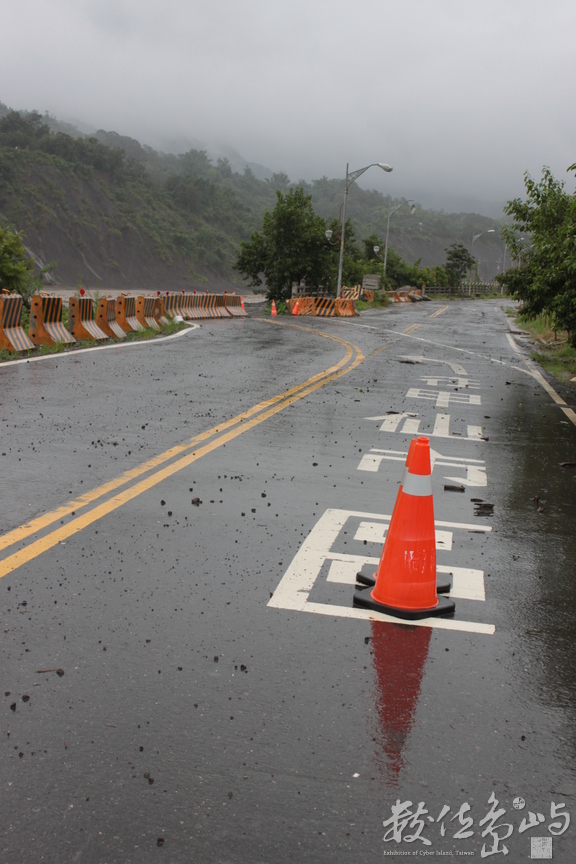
xmin=1 ymin=300 xmax=576 ymax=863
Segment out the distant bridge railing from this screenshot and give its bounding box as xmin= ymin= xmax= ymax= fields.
xmin=426 ymin=283 xmax=507 ymax=296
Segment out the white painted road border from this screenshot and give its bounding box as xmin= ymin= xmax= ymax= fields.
xmin=268 ymin=508 xmax=495 ymax=635
xmin=506 ymin=331 xmax=576 ymax=427
xmin=0 ymin=322 xmax=200 ymax=369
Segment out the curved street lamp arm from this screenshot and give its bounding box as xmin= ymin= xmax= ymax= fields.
xmin=346 ymin=162 xmax=393 ymax=189
xmin=383 ymin=200 xmax=415 ymax=276
xmin=337 ymin=162 xmax=393 ymax=297
xmin=472 ymin=229 xmax=496 ymax=244
xmin=389 ymin=198 xmax=415 ymax=217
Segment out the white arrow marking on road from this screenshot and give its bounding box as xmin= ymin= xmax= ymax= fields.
xmin=366 ymin=412 xmax=421 ymax=433
xmin=400 ymin=355 xmax=468 ymax=375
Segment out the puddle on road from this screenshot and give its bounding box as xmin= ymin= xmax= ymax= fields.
xmin=498 ymin=387 xmax=576 ymax=728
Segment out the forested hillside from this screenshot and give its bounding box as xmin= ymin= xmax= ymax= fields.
xmin=0 ymin=102 xmax=504 ymax=289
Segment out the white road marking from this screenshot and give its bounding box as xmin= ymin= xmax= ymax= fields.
xmin=358 ymin=447 xmax=487 ymax=487
xmin=268 ymin=509 xmax=494 ymax=635
xmin=325 ymin=558 xmax=485 ymax=602
xmin=366 ymin=412 xmax=420 ymax=433
xmin=407 ymin=388 xmax=482 ymax=407
xmin=507 ymin=332 xmax=576 ymax=427
xmin=433 ymin=413 xmax=484 ymax=441
xmin=382 ymin=327 xmax=508 ymax=365
xmin=438 ymin=566 xmax=486 ymax=601
xmin=365 ymin=412 xmax=485 ymax=441
xmin=353 ymin=520 xmax=453 ymax=550
xmin=420 ymin=376 xmax=480 ymax=389
xmin=400 ymin=354 xmax=467 ymax=375
xmin=298 ymin=602 xmax=495 ymax=635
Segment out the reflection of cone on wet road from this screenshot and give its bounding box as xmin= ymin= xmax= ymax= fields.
xmin=354 ymin=436 xmax=455 ymax=620
xmin=370 ymin=620 xmax=431 ymax=783
xmin=271 ymin=300 xmax=277 ymax=316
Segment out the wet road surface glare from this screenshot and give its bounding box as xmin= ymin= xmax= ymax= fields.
xmin=1 ymin=300 xmax=575 ymax=861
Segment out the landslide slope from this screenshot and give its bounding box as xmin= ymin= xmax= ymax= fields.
xmin=0 ymin=111 xmax=250 ymax=289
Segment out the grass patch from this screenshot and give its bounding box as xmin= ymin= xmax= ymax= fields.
xmin=265 ymin=301 xmax=288 ymax=315
xmin=356 ymin=293 xmax=388 ymax=311
xmin=515 ymin=313 xmax=576 ymax=382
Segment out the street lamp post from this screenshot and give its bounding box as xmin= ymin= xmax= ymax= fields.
xmin=336 ymin=162 xmax=393 ymax=297
xmin=470 ymin=228 xmax=495 ymax=286
xmin=383 ymin=199 xmax=416 ymax=278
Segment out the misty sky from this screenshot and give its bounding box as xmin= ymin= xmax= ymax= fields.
xmin=3 ymin=0 xmax=575 ymax=216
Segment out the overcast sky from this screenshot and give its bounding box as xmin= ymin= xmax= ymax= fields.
xmin=2 ymin=0 xmax=575 ymax=216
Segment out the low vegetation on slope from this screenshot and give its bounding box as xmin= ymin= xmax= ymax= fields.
xmin=0 ymin=103 xmax=503 ymax=289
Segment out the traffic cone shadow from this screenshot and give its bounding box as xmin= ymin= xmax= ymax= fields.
xmin=354 ymin=436 xmax=455 ymax=620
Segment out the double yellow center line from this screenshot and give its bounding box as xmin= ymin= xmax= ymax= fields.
xmin=0 ymin=321 xmax=364 ymax=579
xmin=429 ymin=305 xmax=448 ymax=318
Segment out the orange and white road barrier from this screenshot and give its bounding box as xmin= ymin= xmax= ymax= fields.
xmin=116 ymin=295 xmax=144 ymax=333
xmin=271 ymin=299 xmax=277 ymax=316
xmin=96 ymin=297 xmax=126 ymax=339
xmin=336 ymin=299 xmax=356 ymax=317
xmin=356 ymin=437 xmax=449 ymax=595
xmin=292 ymin=299 xmax=300 ymax=316
xmin=0 ymin=294 xmax=34 ymax=351
xmin=136 ymin=296 xmax=161 ymax=330
xmin=354 ymin=436 xmax=455 ymax=620
xmin=29 ymin=295 xmax=75 ymax=346
xmin=69 ymin=296 xmax=108 ymax=341
xmin=224 ymin=294 xmax=247 ymax=317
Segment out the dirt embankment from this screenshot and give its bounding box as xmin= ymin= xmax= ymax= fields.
xmin=2 ymin=160 xmax=241 ymax=293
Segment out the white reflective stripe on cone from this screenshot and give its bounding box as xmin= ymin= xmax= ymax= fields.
xmin=402 ymin=473 xmax=433 ymax=497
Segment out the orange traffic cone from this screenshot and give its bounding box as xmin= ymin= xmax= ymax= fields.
xmin=292 ymin=299 xmax=300 ymax=316
xmin=271 ymin=299 xmax=277 ymax=316
xmin=354 ymin=436 xmax=455 ymax=619
xmin=241 ymin=296 xmax=246 ymax=312
xmin=356 ymin=438 xmax=449 ymax=594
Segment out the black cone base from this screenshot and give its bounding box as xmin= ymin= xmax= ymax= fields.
xmin=353 ymin=586 xmax=455 ymax=621
xmin=356 ymin=565 xmax=450 ymax=594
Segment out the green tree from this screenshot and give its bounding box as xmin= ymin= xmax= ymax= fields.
xmin=444 ymin=243 xmax=476 ymax=286
xmin=0 ymin=226 xmax=37 ymax=303
xmin=498 ymin=166 xmax=576 ymax=345
xmin=234 ymin=187 xmax=331 ymax=300
xmin=362 ymin=233 xmax=383 ymax=261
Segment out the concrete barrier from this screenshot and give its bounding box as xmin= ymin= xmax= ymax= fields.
xmin=29 ymin=295 xmax=76 ymax=346
xmin=342 ymin=287 xmax=374 ymax=302
xmin=96 ymin=298 xmax=126 ymax=339
xmin=154 ymin=297 xmax=170 ymax=326
xmin=69 ymin=296 xmax=108 ymax=341
xmin=224 ymin=295 xmax=247 ymax=317
xmin=164 ymin=293 xmax=186 ymax=319
xmin=205 ymin=294 xmax=229 ymax=318
xmin=336 ymin=299 xmax=356 ymax=317
xmin=313 ymin=298 xmax=337 ymax=317
xmin=186 ymin=294 xmax=210 ymax=319
xmin=136 ymin=296 xmax=161 ymax=331
xmin=116 ymin=295 xmax=144 ymax=333
xmin=0 ymin=294 xmax=34 ymax=351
